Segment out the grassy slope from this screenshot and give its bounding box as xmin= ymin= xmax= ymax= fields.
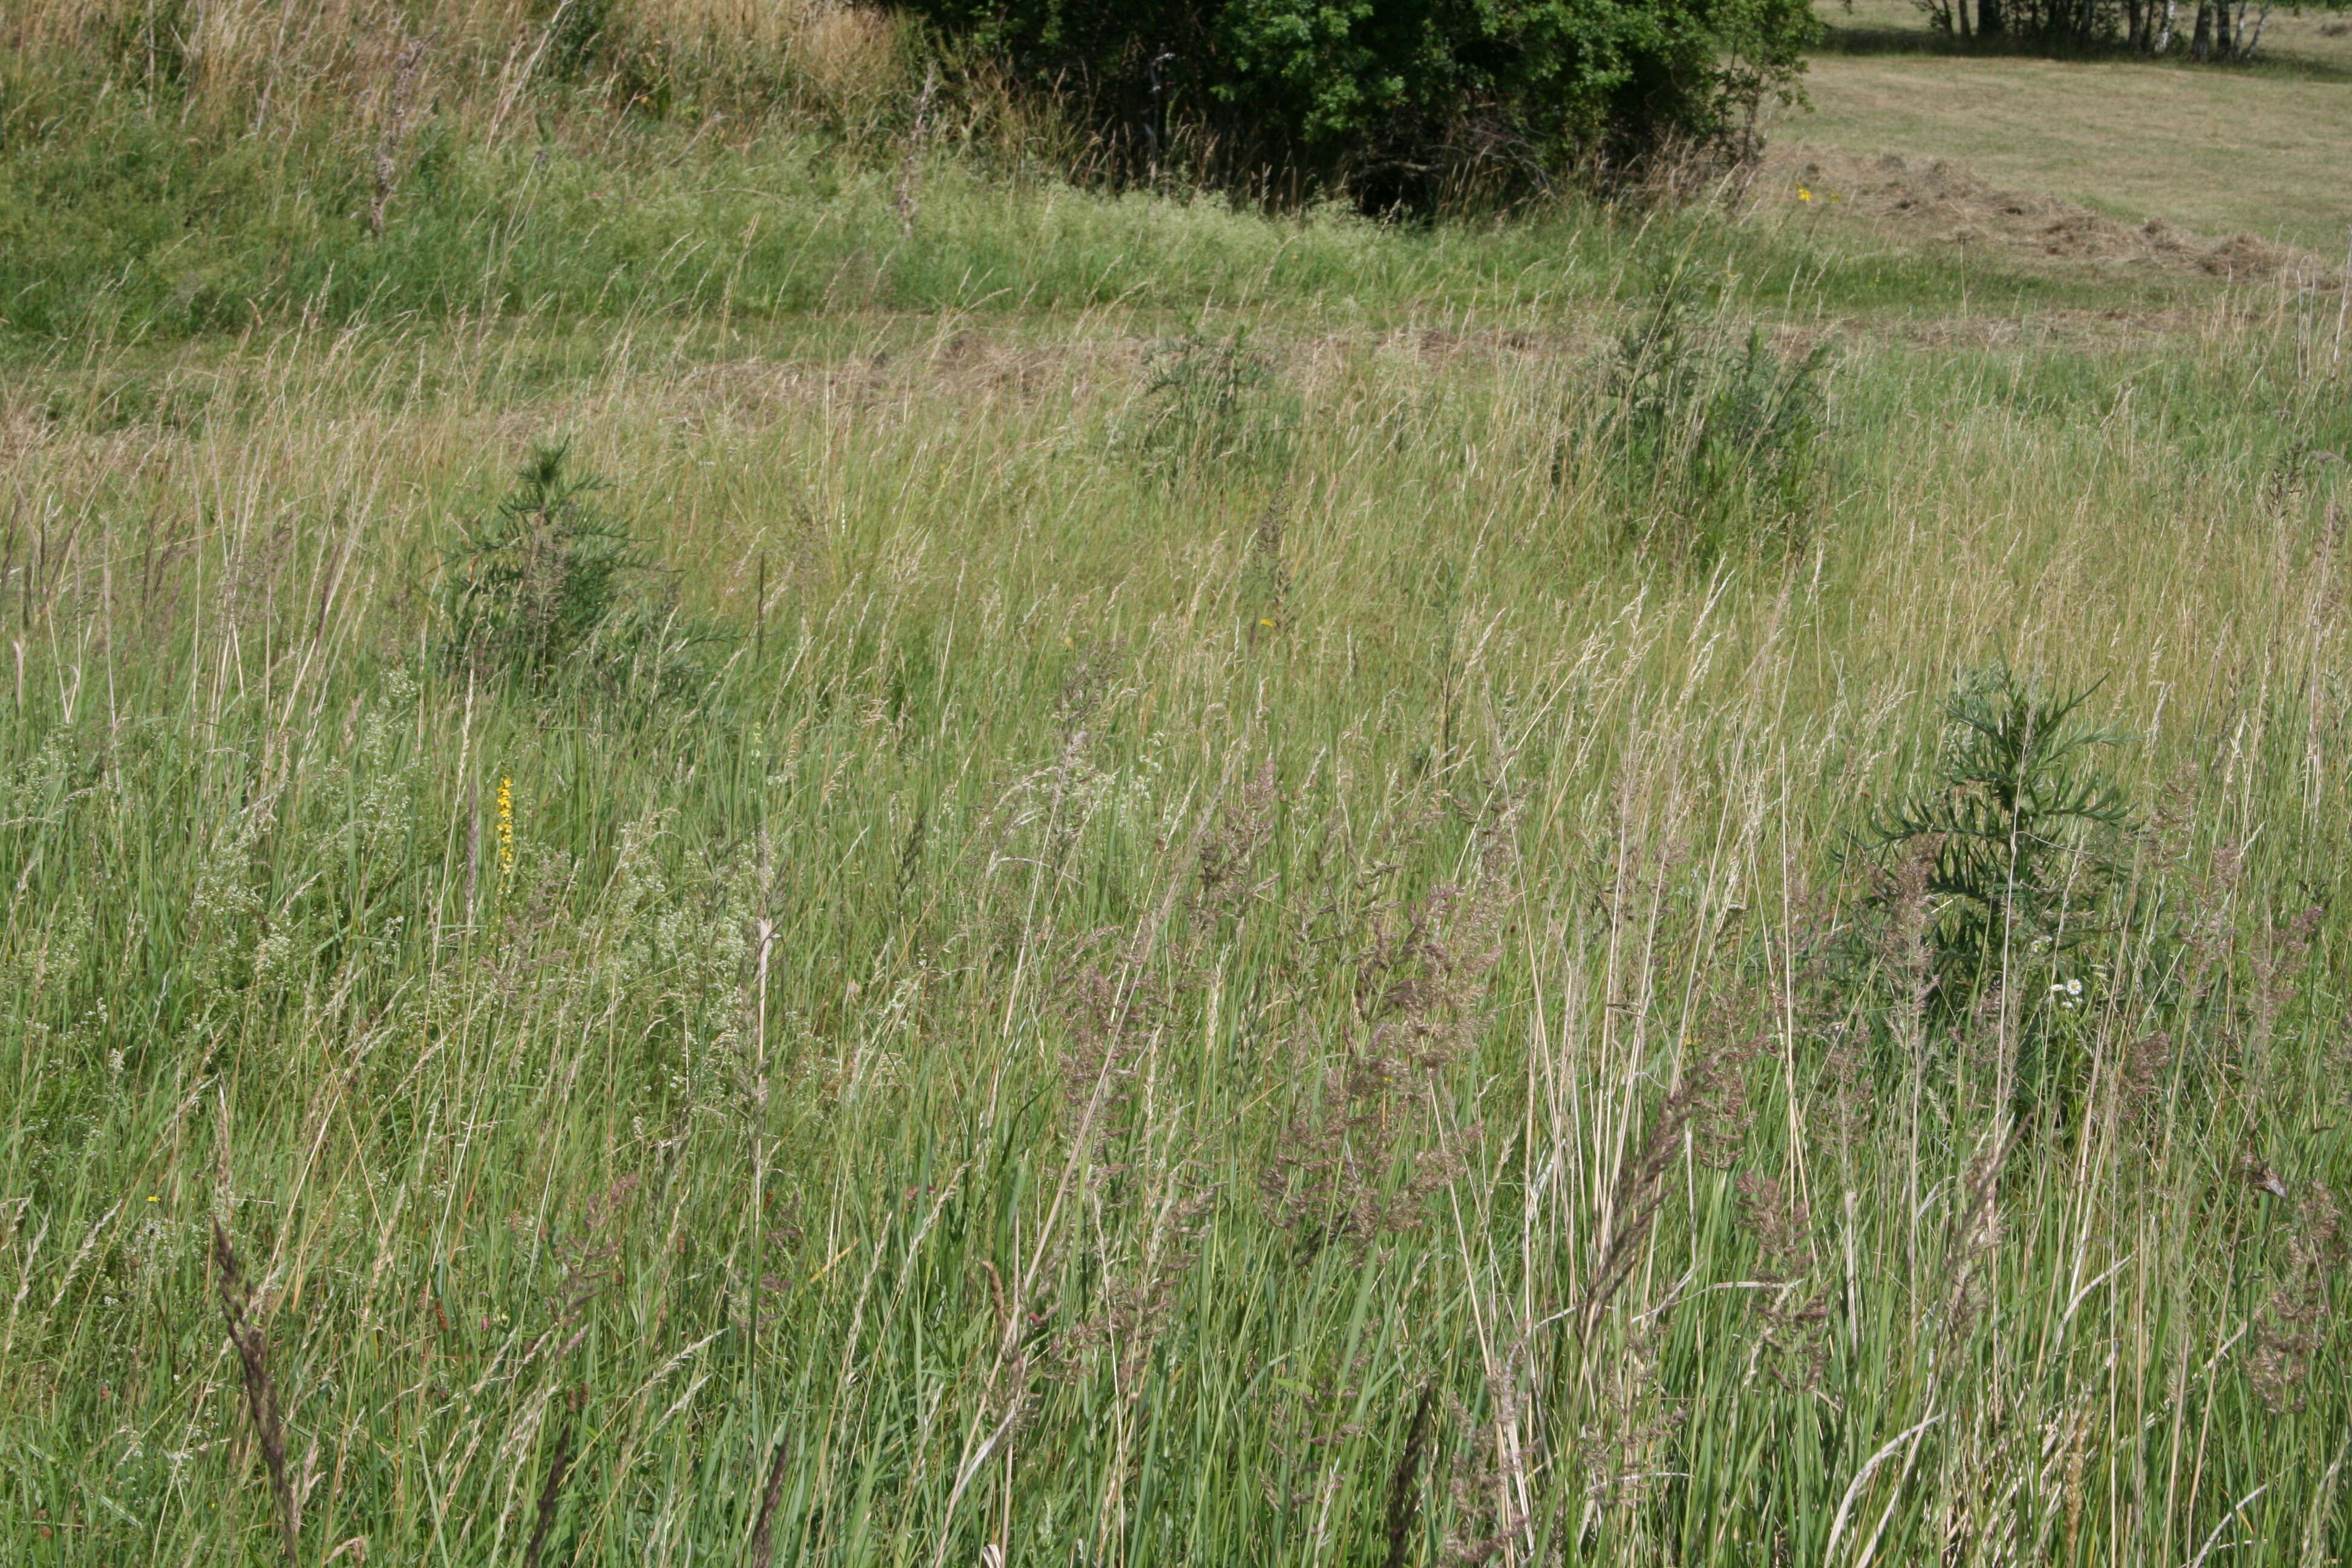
xmin=5 ymin=27 xmax=2352 ymax=1568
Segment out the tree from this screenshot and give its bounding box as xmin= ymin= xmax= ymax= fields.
xmin=1916 ymin=0 xmax=2336 ymax=55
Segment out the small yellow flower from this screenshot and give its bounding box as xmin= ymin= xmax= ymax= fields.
xmin=146 ymin=1195 xmax=158 ymax=1203
xmin=1797 ymin=186 xmax=1814 ymax=204
xmin=497 ymin=777 xmax=515 ymax=873
xmin=1258 ymin=618 xmax=1274 ymax=628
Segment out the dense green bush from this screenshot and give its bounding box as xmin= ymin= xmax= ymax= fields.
xmin=895 ymin=0 xmax=1817 ymax=206
xmin=441 ymin=445 xmax=647 ymax=687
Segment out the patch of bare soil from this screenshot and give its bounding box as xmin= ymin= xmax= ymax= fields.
xmin=1757 ymin=145 xmax=2341 ymax=289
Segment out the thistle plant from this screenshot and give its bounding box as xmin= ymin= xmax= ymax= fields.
xmin=1873 ymin=664 xmax=2131 ymax=1007
xmin=439 ymin=442 xmax=727 ymax=707
xmin=439 ymin=443 xmax=649 ymax=688
xmin=1601 ymin=266 xmax=1832 ymax=564
xmin=1129 ymin=324 xmax=1298 ymax=484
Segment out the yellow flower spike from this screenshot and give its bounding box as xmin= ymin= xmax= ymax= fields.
xmin=497 ymin=776 xmax=515 ymax=873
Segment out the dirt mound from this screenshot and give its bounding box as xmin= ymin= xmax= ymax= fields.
xmin=1757 ymin=145 xmax=2339 ymax=288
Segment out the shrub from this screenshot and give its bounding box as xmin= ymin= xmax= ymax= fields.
xmin=894 ymin=0 xmax=1818 ymax=207
xmin=442 ymin=443 xmax=642 ymax=685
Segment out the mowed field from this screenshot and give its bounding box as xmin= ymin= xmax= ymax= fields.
xmin=4 ymin=7 xmax=2352 ymax=1567
xmin=1785 ymin=0 xmax=2352 ymax=254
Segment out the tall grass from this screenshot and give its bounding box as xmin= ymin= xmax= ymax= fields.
xmin=6 ymin=11 xmax=2352 ymax=1561
xmin=4 ymin=261 xmax=2350 ymax=1562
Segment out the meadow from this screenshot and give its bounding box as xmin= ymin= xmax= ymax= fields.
xmin=1795 ymin=0 xmax=2352 ymax=254
xmin=5 ymin=4 xmax=2352 ymax=1564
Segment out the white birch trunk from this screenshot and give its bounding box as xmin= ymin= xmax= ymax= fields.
xmin=2239 ymin=0 xmax=2273 ymax=56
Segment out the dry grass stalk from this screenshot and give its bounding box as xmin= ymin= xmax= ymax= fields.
xmin=2248 ymin=1182 xmax=2346 ymax=1413
xmin=368 ymin=33 xmax=430 ymax=235
xmin=1191 ymin=759 xmax=1281 ymax=928
xmin=1576 ymin=1033 xmax=1754 ymax=1345
xmin=1439 ymin=1385 xmax=1531 ymax=1568
xmin=212 ymin=1219 xmax=300 ymax=1567
xmin=746 ymin=1436 xmax=792 ymax=1568
xmin=1264 ymin=804 xmax=1514 ymax=1249
xmin=894 ymin=65 xmax=939 ymax=237
xmin=1734 ymin=1172 xmax=1832 ymax=1391
xmin=1382 ymin=1382 xmax=1439 ymax=1568
xmin=1936 ymin=1130 xmax=2011 ymax=1351
xmin=521 ymin=1388 xmax=582 ymax=1568
xmin=1247 ymin=491 xmax=1290 ymax=639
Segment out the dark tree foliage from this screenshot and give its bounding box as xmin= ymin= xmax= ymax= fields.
xmin=897 ymin=0 xmax=1817 ymax=208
